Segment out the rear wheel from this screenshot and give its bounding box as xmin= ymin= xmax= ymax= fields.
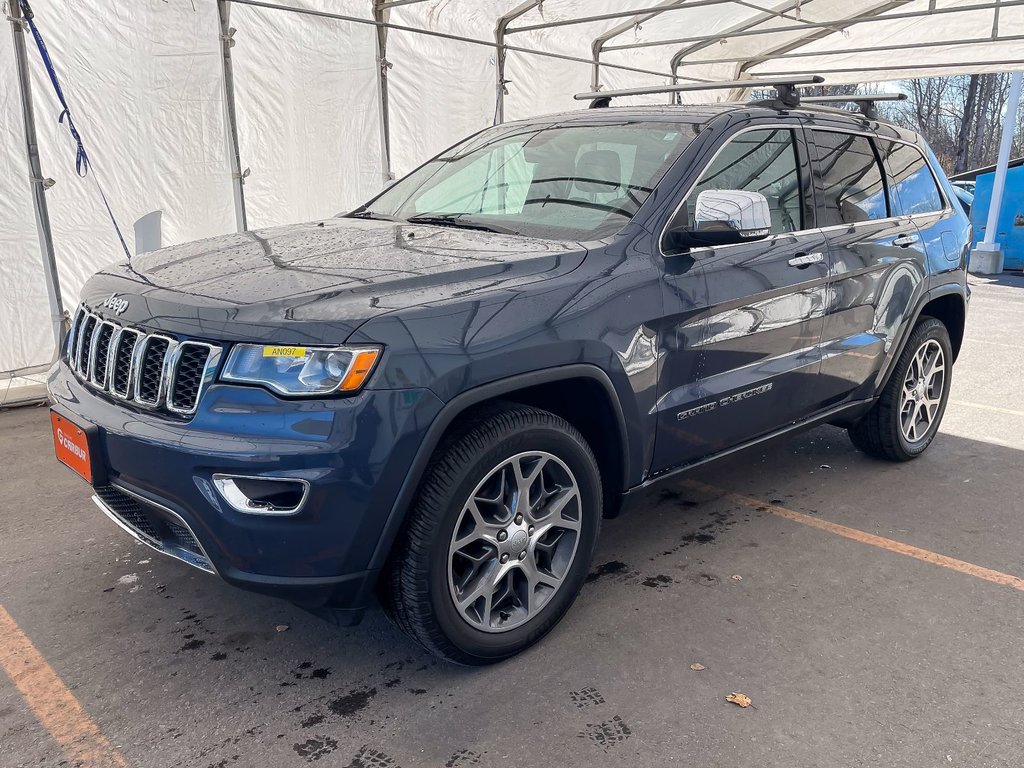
xmin=848 ymin=317 xmax=952 ymax=461
xmin=382 ymin=403 xmax=601 ymax=664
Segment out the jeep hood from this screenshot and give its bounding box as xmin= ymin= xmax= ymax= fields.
xmin=81 ymin=218 xmax=587 ymax=344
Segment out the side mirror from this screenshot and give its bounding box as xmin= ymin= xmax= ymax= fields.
xmin=665 ymin=189 xmax=772 ymax=250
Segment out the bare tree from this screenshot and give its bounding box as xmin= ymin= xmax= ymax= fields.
xmin=749 ymin=74 xmax=1021 ymax=174
xmin=878 ymin=73 xmax=1021 ymax=174
xmin=954 ymin=75 xmax=979 ymax=173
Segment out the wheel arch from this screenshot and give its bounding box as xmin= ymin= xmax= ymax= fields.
xmin=874 ymin=282 xmax=967 ymax=397
xmin=367 ymin=365 xmax=633 ymax=573
xmin=918 ymin=291 xmax=966 ymax=361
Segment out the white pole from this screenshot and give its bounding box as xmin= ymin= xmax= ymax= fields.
xmin=9 ymin=2 xmax=64 ymax=350
xmin=982 ymin=70 xmax=1022 ymax=247
xmin=971 ymin=70 xmax=1022 ymax=274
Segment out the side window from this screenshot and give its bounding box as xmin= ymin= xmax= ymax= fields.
xmin=680 ymin=129 xmax=803 ymax=235
xmin=812 ymin=131 xmax=888 ymax=226
xmin=878 ymin=141 xmax=946 ymax=215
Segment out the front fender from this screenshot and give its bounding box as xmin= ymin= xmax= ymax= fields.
xmin=364 ymin=363 xmax=636 ymax=573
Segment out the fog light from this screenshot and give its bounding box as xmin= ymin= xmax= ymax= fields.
xmin=212 ymin=474 xmax=309 ymax=515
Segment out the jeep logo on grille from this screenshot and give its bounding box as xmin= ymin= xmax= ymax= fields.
xmin=101 ymin=293 xmax=129 ymax=315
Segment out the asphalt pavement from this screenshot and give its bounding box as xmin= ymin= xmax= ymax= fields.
xmin=2 ymin=273 xmax=1023 ymax=768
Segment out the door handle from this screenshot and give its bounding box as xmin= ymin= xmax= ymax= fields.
xmin=787 ymin=251 xmax=824 ymax=268
xmin=892 ymin=233 xmax=920 ymax=248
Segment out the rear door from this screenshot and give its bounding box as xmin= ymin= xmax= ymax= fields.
xmin=878 ymin=139 xmax=966 ymax=276
xmin=653 ymin=123 xmax=829 ymax=470
xmin=809 ymin=128 xmax=926 ymax=407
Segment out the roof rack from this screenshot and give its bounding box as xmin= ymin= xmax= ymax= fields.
xmin=574 ymin=75 xmax=824 ymax=109
xmin=800 ymin=92 xmax=908 ymax=119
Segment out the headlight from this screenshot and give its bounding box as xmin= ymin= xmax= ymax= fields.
xmin=221 ymin=344 xmax=381 ymax=396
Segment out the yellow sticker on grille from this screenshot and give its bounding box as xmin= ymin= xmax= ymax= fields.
xmin=262 ymin=346 xmax=308 ymax=358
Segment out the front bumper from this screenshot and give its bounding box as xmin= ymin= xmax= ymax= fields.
xmin=48 ymin=362 xmax=443 ymax=617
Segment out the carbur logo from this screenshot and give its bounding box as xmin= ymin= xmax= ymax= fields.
xmin=101 ymin=292 xmax=129 ymax=315
xmin=56 ymin=428 xmax=86 ymax=460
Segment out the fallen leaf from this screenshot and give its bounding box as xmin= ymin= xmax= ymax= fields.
xmin=275 ymin=624 xmax=289 ymax=632
xmin=689 ymin=663 xmax=705 ymax=671
xmin=726 ymin=692 xmax=752 ymax=708
xmin=730 ymin=574 xmax=743 ymax=581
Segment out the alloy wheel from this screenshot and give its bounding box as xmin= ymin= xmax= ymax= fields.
xmin=447 ymin=451 xmax=582 ymax=633
xmin=899 ymin=338 xmax=946 ymax=444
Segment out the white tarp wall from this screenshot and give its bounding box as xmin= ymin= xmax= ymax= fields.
xmin=3 ymin=0 xmax=235 ymax=396
xmin=0 ymin=21 xmax=50 ymax=390
xmin=387 ymin=5 xmax=496 ymax=177
xmin=2 ymin=0 xmax=1022 ymax=399
xmin=231 ymin=0 xmax=384 ymax=227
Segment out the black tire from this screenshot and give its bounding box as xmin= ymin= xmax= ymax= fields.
xmin=381 ymin=402 xmax=602 ymax=665
xmin=848 ymin=317 xmax=953 ymax=461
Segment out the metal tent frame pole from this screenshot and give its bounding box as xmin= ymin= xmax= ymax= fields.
xmin=735 ymin=0 xmax=913 ymax=76
xmin=720 ymin=34 xmax=1024 ymax=71
xmin=229 ymin=0 xmax=683 ymax=82
xmin=589 ymin=0 xmax=681 ymax=93
xmin=8 ymin=0 xmax=64 ymax=351
xmin=218 ymin=0 xmax=248 ymax=232
xmin=494 ymin=1 xmax=543 ymax=125
xmin=505 ymin=0 xmax=753 ymax=34
xmin=669 ymin=0 xmax=809 ymax=103
xmin=373 ymin=0 xmax=393 ymax=182
xmin=605 ymin=0 xmax=1024 ymax=52
xmin=753 ymin=59 xmax=1024 ymax=78
xmin=970 ymin=69 xmax=1023 ymax=275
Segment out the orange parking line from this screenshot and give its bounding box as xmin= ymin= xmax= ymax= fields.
xmin=0 ymin=604 xmax=128 ymax=768
xmin=684 ymin=480 xmax=1024 ymax=593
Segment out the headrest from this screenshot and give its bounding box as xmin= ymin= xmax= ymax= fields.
xmin=573 ymin=150 xmax=621 ymax=193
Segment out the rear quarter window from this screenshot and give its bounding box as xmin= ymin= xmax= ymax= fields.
xmin=878 ymin=141 xmax=946 ymax=215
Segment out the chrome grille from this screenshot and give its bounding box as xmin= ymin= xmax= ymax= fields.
xmin=90 ymin=321 xmax=115 ymax=387
xmin=67 ymin=305 xmax=221 ymax=415
xmin=110 ymin=328 xmax=142 ymax=397
xmin=135 ymin=335 xmax=171 ymax=405
xmin=169 ymin=344 xmax=214 ymax=412
xmin=77 ymin=314 xmax=98 ymax=372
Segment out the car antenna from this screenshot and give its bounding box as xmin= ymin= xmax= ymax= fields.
xmin=573 ymin=75 xmax=824 ymax=109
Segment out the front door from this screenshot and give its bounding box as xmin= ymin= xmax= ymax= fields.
xmin=653 ymin=125 xmax=828 ymax=471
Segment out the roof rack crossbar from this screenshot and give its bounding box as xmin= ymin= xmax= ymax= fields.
xmin=574 ymin=75 xmax=824 ymax=108
xmin=800 ymin=92 xmax=908 ymax=119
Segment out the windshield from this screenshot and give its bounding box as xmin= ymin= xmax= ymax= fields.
xmin=353 ymin=120 xmax=698 ymax=240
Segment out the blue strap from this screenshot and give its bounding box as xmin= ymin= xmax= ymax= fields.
xmin=18 ymin=0 xmax=132 ymax=261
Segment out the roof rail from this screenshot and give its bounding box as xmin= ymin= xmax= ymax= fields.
xmin=574 ymin=75 xmax=824 ymax=109
xmin=800 ymin=92 xmax=908 ymax=119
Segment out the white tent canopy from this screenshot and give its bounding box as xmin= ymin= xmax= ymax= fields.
xmin=2 ymin=0 xmax=1022 ymax=399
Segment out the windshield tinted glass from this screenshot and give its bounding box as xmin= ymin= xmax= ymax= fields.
xmin=357 ymin=120 xmax=698 ymax=239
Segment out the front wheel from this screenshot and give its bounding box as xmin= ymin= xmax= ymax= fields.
xmin=848 ymin=317 xmax=953 ymax=461
xmin=381 ymin=403 xmax=602 ymax=664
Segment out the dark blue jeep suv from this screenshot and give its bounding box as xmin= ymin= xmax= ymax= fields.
xmin=49 ymin=100 xmax=970 ymax=663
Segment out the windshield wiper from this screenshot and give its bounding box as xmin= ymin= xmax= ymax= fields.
xmin=404 ymin=214 xmax=515 ymax=235
xmin=346 ymin=209 xmax=401 ymax=221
